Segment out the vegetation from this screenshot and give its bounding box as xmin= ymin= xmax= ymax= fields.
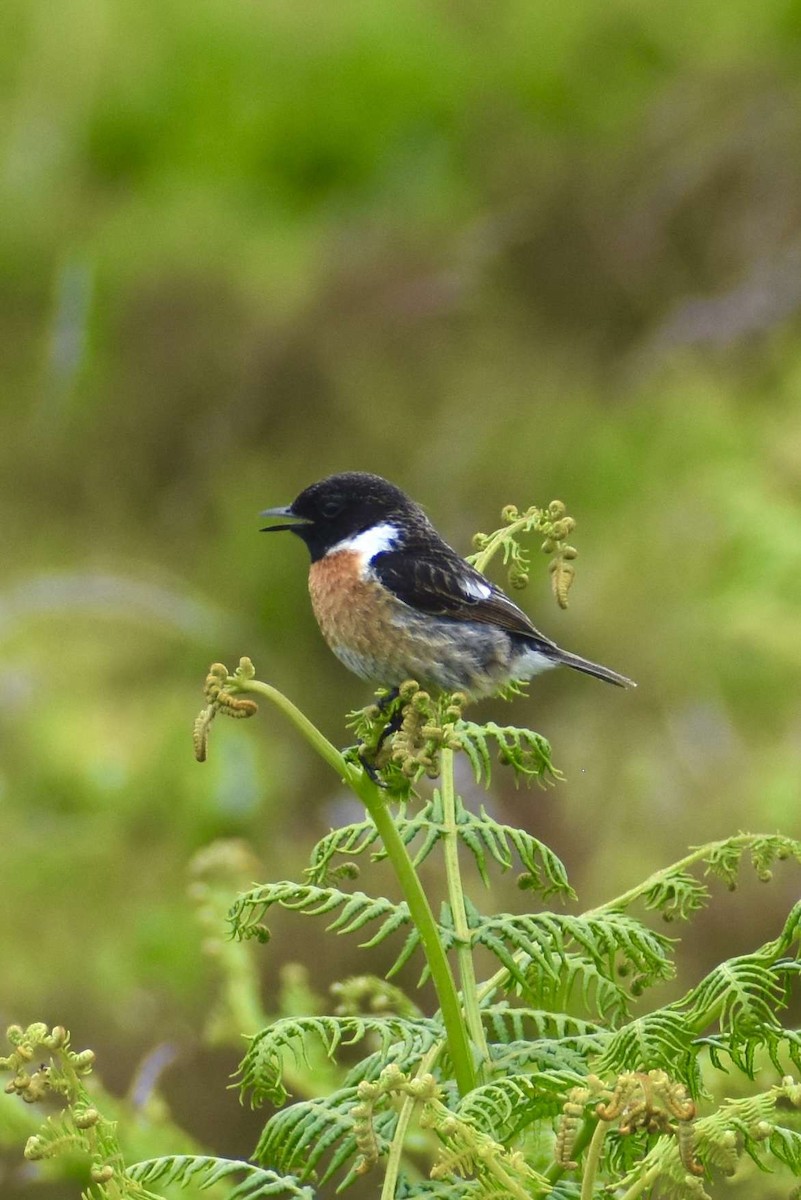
xmin=2 ymin=0 xmax=801 ymax=1196
xmin=3 ymin=511 xmax=800 ymax=1197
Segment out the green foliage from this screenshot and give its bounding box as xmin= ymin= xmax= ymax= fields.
xmin=127 ymin=1157 xmax=315 ymax=1199
xmin=468 ymin=499 xmax=578 ymax=610
xmin=239 ymin=1015 xmax=442 ymax=1108
xmin=306 ymin=788 xmax=572 ymax=896
xmin=5 ymin=11 xmax=801 ymax=1180
xmin=180 ymin=660 xmax=801 ymax=1199
xmin=456 ymin=720 xmax=560 ymax=788
xmin=4 ymin=659 xmax=800 ymax=1200
xmin=3 ymin=494 xmax=801 ymax=1199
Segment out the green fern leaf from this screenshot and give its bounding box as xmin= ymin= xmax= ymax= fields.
xmin=127 ymin=1156 xmax=314 ymax=1199
xmin=480 ymin=1004 xmax=603 ymax=1044
xmin=239 ymin=1015 xmax=442 ymax=1107
xmin=450 ymin=796 xmax=573 ymax=897
xmin=767 ymin=1125 xmax=801 ymax=1174
xmin=684 ymin=954 xmax=788 ymax=1031
xmin=254 ymin=1089 xmax=397 ymax=1187
xmin=594 ymin=1010 xmax=700 ymax=1092
xmin=469 ymin=906 xmax=673 ymax=999
xmin=699 ymin=1025 xmax=801 ymax=1078
xmin=395 ymin=1177 xmax=478 ymax=1198
xmin=506 ymin=953 xmax=631 ymax=1024
xmin=487 ymin=1037 xmax=593 ymax=1077
xmin=305 ymin=820 xmax=381 ymax=885
xmin=229 ymin=883 xmax=410 ymax=944
xmin=641 ymin=870 xmax=710 ymax=921
xmin=457 ymin=1071 xmax=584 ymax=1140
xmin=455 ymin=720 xmax=558 ymax=787
xmin=305 ymin=794 xmax=573 ymax=898
xmin=703 ymin=833 xmax=801 ymax=889
xmin=523 ymin=953 xmax=631 ymax=1024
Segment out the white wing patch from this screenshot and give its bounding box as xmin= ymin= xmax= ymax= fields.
xmin=328 ymin=522 xmax=400 ymax=562
xmin=461 ymin=576 xmax=492 ymax=600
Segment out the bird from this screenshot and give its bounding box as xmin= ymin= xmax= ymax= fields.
xmin=260 ymin=472 xmax=635 ymax=700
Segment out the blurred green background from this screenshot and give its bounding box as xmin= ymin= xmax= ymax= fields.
xmin=2 ymin=0 xmax=801 ymax=1192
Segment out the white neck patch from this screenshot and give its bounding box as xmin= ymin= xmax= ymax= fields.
xmin=327 ymin=521 xmax=400 ymax=561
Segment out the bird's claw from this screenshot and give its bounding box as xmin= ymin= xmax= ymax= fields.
xmin=341 ymin=742 xmax=388 ymax=788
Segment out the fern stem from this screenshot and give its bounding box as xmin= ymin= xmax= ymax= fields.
xmin=581 ymin=834 xmax=758 ymax=916
xmin=616 ymin=1162 xmax=661 ymax=1200
xmin=381 ymin=1045 xmax=441 ymax=1200
xmin=440 ymin=748 xmax=490 ymax=1075
xmin=579 ymin=1118 xmax=607 ymax=1200
xmin=363 ymin=789 xmax=476 ymax=1096
xmin=474 ymin=833 xmax=768 ymax=1006
xmin=471 ymin=511 xmax=542 ymax=575
xmin=229 ymin=674 xmax=477 ymax=1097
xmin=227 ymin=673 xmax=356 ymax=781
xmin=545 ymin=1117 xmax=594 ymax=1187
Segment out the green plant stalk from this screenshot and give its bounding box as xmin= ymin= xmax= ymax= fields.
xmin=439 ymin=747 xmax=489 ymax=1075
xmin=380 ymin=1044 xmax=442 ymax=1200
xmin=617 ymin=1162 xmax=662 ymax=1200
xmin=582 ymin=834 xmax=759 ymax=917
xmin=544 ymin=1117 xmax=595 ymax=1188
xmin=227 ymin=673 xmax=477 ymax=1096
xmin=579 ymin=1118 xmax=607 ymax=1200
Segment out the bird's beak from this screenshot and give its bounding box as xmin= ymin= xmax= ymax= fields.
xmin=259 ymin=505 xmax=313 ymax=533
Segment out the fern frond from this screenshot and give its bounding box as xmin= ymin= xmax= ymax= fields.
xmin=127 ymin=1156 xmax=314 ymax=1199
xmin=612 ymin=1077 xmax=801 ymax=1196
xmin=449 ymin=796 xmax=573 ymax=897
xmin=253 ymin=1088 xmax=397 ymax=1187
xmin=455 ymin=721 xmax=558 ymax=787
xmin=457 ymin=1071 xmax=584 ymax=1141
xmin=469 ymin=906 xmax=674 ymax=1000
xmin=228 ymin=883 xmax=439 ymax=981
xmin=680 ymin=902 xmax=801 ymax=1076
xmin=305 ymin=801 xmax=451 ymax=884
xmin=507 ymin=953 xmax=629 ymax=1026
xmin=423 ymin=1096 xmax=552 ymax=1199
xmin=308 ymin=792 xmax=574 ymax=899
xmin=239 ymin=1015 xmax=442 ymax=1107
xmin=704 ymin=833 xmax=801 ymax=889
xmin=640 ymin=870 xmax=710 ymax=922
xmin=480 ymin=1004 xmax=602 ymax=1044
xmin=684 ymin=954 xmax=788 ymax=1033
xmin=480 ymin=1004 xmax=606 ymax=1075
xmin=591 ymin=834 xmax=801 ymax=925
xmin=487 ymin=1037 xmax=599 ymax=1079
xmin=304 ymin=819 xmax=382 ymax=886
xmin=395 ymin=1177 xmax=479 ymax=1198
xmin=699 ymin=1029 xmax=801 ymax=1080
xmin=594 ymin=1011 xmax=700 ymax=1093
xmin=229 ymin=883 xmax=410 ymax=943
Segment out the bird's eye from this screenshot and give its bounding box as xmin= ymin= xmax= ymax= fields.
xmin=320 ymin=498 xmax=343 ymax=519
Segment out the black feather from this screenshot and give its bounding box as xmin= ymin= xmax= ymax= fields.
xmin=372 ymin=541 xmax=559 ymax=651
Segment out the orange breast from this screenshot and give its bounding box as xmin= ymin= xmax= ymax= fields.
xmin=308 ymin=551 xmax=401 ymax=680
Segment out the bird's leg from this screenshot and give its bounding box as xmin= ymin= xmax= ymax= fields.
xmin=375 ymin=687 xmax=400 ymax=714
xmin=352 ymin=688 xmax=402 ymax=786
xmin=357 ymin=708 xmax=404 ymax=786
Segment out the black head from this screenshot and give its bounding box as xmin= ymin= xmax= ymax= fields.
xmin=261 ymin=472 xmax=424 ymax=561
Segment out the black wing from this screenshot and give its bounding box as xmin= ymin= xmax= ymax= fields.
xmin=372 ymin=540 xmax=559 ymax=649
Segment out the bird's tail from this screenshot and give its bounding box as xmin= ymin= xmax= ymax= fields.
xmin=552 ymin=648 xmax=636 ymax=689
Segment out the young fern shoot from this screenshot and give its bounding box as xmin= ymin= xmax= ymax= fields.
xmin=3 ymin=499 xmax=800 ymax=1200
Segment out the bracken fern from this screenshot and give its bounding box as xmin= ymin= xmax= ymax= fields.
xmin=2 ymin=501 xmax=800 ymax=1199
